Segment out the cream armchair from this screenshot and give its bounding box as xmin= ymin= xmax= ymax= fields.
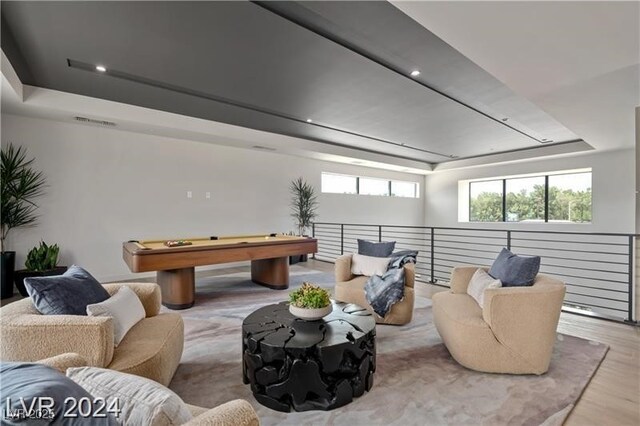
xmin=0 ymin=283 xmax=184 ymax=386
xmin=333 ymin=253 xmax=415 ymax=325
xmin=432 ymin=266 xmax=566 ymax=375
xmin=37 ymin=353 xmax=259 ymax=426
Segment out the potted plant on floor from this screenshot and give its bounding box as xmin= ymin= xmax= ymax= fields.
xmin=289 ymin=282 xmax=332 ymax=321
xmin=289 ymin=177 xmax=318 ymax=264
xmin=14 ymin=241 xmax=67 ymax=297
xmin=1 ymin=144 xmax=46 ymax=299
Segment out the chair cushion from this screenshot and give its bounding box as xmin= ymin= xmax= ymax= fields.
xmin=467 ymin=268 xmax=502 ymax=307
xmin=351 ymin=253 xmax=390 ymax=277
xmin=357 ymin=239 xmax=395 ymax=257
xmin=87 ymin=286 xmax=146 ymax=346
xmin=0 ymin=362 xmax=117 ymax=425
xmin=488 ymin=248 xmax=541 ymax=287
xmin=25 ymin=265 xmax=110 ymax=315
xmin=67 ymin=367 xmax=192 ymax=426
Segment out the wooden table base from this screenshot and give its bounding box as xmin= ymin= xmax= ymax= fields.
xmin=157 ymin=267 xmax=195 ymax=310
xmin=251 ymin=257 xmax=289 ymax=290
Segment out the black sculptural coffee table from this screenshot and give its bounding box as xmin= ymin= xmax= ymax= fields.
xmin=242 ymin=300 xmax=376 ymax=412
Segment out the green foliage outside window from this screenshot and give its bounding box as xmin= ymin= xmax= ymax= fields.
xmin=470 ymin=177 xmax=591 ymax=223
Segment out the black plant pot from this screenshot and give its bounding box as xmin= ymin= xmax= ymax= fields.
xmin=1 ymin=251 xmax=16 ymax=299
xmin=14 ymin=266 xmax=68 ymax=297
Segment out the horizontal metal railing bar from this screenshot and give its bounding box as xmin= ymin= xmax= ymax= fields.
xmin=313 ymin=222 xmax=638 ymax=237
xmin=538 ymin=262 xmax=629 ymax=275
xmin=434 ymin=252 xmax=498 ymax=263
xmin=434 ymin=233 xmax=507 ymax=241
xmin=380 ymin=235 xmax=431 ymax=243
xmin=514 ymin=252 xmax=629 ymax=266
xmin=538 ymin=271 xmax=628 ymax=285
xmin=381 ymin=229 xmax=431 ymax=235
xmin=433 ymin=259 xmax=479 ymax=268
xmin=318 ymin=242 xmax=342 ymax=250
xmin=564 ymin=282 xmax=629 ymax=294
xmin=433 ymin=244 xmax=504 ymax=255
xmin=565 ymin=290 xmax=628 ymax=303
xmin=434 ymin=239 xmax=506 ymax=247
xmin=434 ymin=255 xmax=494 ymax=265
xmin=511 ymin=236 xmax=629 ymax=247
xmin=510 ymin=244 xmax=629 ymax=256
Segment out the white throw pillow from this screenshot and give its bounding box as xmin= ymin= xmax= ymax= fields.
xmin=467 ymin=268 xmax=502 ymax=307
xmin=86 ymin=286 xmax=145 ymax=346
xmin=67 ymin=367 xmax=193 ymax=426
xmin=351 ymin=253 xmax=391 ymax=277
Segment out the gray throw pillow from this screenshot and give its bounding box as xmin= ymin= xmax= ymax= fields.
xmin=488 ymin=248 xmax=541 ymax=287
xmin=357 ymin=239 xmax=396 ymax=258
xmin=0 ymin=362 xmax=117 ymax=425
xmin=25 ymin=265 xmax=110 ymax=315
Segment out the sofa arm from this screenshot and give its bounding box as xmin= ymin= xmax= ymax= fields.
xmin=483 ymin=284 xmax=566 ymax=373
xmin=0 ymin=314 xmax=114 ymax=367
xmin=37 ymin=353 xmax=88 ymax=374
xmin=183 ymin=400 xmax=259 ymax=426
xmin=102 ymin=282 xmax=161 ymax=317
xmin=335 ymin=254 xmax=354 ymax=282
xmin=403 ymin=263 xmax=415 ymax=288
xmin=449 ymin=266 xmax=485 ymax=294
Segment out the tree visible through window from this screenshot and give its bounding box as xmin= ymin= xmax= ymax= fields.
xmin=469 ymin=171 xmax=592 ymax=223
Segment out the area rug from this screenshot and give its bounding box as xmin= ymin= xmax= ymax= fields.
xmin=168 ymin=266 xmax=609 ymax=426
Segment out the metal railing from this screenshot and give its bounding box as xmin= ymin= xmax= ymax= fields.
xmin=312 ymin=222 xmax=638 ymax=324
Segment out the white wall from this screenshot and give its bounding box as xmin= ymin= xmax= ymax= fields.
xmin=424 ymin=148 xmax=636 ymax=234
xmin=1 ymin=114 xmax=424 ymax=281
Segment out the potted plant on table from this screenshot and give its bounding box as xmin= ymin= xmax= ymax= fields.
xmin=14 ymin=241 xmax=67 ymax=297
xmin=1 ymin=144 xmax=47 ymax=299
xmin=289 ymin=177 xmax=318 ymax=264
xmin=289 ymin=282 xmax=332 ymax=320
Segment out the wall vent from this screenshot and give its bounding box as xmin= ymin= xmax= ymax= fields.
xmin=74 ymin=116 xmax=117 ymax=127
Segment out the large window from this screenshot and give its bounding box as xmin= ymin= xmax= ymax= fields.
xmin=468 ymin=171 xmax=592 ymax=223
xmin=321 ymin=173 xmax=419 ymax=198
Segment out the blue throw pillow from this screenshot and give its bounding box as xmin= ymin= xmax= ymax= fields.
xmin=25 ymin=266 xmax=110 ymax=315
xmin=357 ymin=239 xmax=396 ymax=258
xmin=0 ymin=362 xmax=117 ymax=425
xmin=488 ymin=248 xmax=541 ymax=287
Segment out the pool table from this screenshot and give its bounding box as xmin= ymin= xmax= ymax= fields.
xmin=123 ymin=234 xmax=317 ymax=309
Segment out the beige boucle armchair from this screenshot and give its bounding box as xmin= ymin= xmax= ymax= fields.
xmin=333 ymin=253 xmax=415 ymax=325
xmin=433 ymin=266 xmax=566 ymax=375
xmin=38 ymin=353 xmax=260 ymax=426
xmin=0 ymin=282 xmax=184 ymax=386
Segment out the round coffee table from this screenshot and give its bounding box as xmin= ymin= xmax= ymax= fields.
xmin=242 ymin=300 xmax=376 ymax=412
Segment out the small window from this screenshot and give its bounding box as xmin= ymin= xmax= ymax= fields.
xmin=505 ymin=176 xmax=545 ymax=222
xmin=548 ymin=172 xmax=592 ymax=223
xmin=359 ymin=177 xmax=389 ymax=196
xmin=469 ymin=180 xmax=503 ymax=222
xmin=391 ymin=181 xmax=418 ymax=198
xmin=321 ymin=173 xmax=357 ymax=194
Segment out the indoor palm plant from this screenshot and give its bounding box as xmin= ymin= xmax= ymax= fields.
xmin=1 ymin=143 xmax=47 ymax=298
xmin=14 ymin=241 xmax=66 ymax=296
xmin=289 ymin=282 xmax=332 ymax=320
xmin=289 ymin=177 xmax=318 ymax=264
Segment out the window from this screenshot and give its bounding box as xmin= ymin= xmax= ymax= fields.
xmin=391 ymin=180 xmax=418 ymax=198
xmin=467 ymin=170 xmax=592 ymax=223
xmin=321 ymin=173 xmax=357 ymax=194
xmin=469 ymin=180 xmax=503 ymax=222
xmin=321 ymin=173 xmax=419 ymax=198
xmin=359 ymin=177 xmax=389 ymax=196
xmin=548 ymin=172 xmax=592 ymax=223
xmin=505 ymin=176 xmax=545 ymax=222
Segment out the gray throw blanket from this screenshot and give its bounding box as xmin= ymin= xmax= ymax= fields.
xmin=364 ymin=250 xmax=418 ymax=318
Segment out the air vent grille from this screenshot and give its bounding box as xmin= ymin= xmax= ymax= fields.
xmin=74 ymin=116 xmax=117 ymax=126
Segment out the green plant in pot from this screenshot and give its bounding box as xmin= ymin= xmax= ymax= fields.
xmin=14 ymin=241 xmax=67 ymax=297
xmin=289 ymin=282 xmax=332 ymax=320
xmin=1 ymin=144 xmax=47 ymax=299
xmin=289 ymin=177 xmax=318 ymax=264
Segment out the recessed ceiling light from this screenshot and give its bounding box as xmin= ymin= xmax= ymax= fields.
xmin=96 ymin=65 xmax=107 ymax=72
xmin=306 ymin=118 xmax=313 ymax=123
xmin=410 ymin=70 xmax=420 ymax=77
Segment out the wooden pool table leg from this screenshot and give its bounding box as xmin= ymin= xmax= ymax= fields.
xmin=251 ymin=257 xmax=289 ymax=289
xmin=157 ymin=267 xmax=195 ymax=310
